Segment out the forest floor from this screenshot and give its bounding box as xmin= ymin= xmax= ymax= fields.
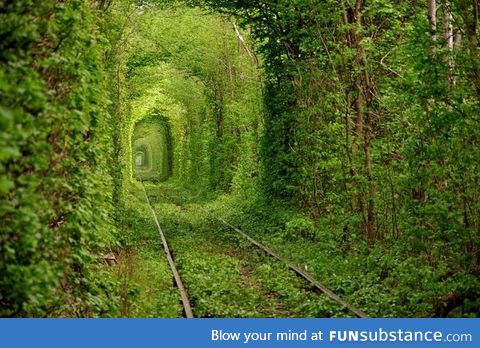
xmin=114 ymin=182 xmax=356 ymax=318
xmin=113 ymin=181 xmax=478 ymax=318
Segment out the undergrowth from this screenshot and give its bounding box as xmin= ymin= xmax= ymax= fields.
xmin=154 ymin=183 xmax=480 ymax=318
xmin=114 ymin=182 xmax=181 ymax=317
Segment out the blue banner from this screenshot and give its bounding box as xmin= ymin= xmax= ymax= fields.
xmin=1 ymin=319 xmax=477 ymax=348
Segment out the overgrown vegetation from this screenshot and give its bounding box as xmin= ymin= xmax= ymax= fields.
xmin=1 ymin=0 xmax=479 ymax=317
xmin=0 ymin=0 xmax=117 ymax=317
xmin=114 ymin=183 xmax=180 ymax=317
xmin=148 ymin=186 xmax=349 ymax=317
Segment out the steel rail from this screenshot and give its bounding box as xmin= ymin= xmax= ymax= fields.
xmin=151 ymin=187 xmax=369 ymax=318
xmin=200 ymin=207 xmax=369 ymax=318
xmin=142 ymin=183 xmax=194 ymax=318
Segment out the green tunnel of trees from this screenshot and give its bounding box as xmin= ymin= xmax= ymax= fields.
xmin=132 ymin=113 xmax=173 ymax=182
xmin=1 ymin=0 xmax=479 ymax=317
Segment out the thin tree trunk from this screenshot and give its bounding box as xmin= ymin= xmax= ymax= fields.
xmin=444 ymin=3 xmax=454 ymax=49
xmin=342 ymin=11 xmax=359 ymax=214
xmin=444 ymin=1 xmax=455 ymax=84
xmin=460 ymin=0 xmax=480 ymax=94
xmin=346 ymin=0 xmax=377 ymax=244
xmin=355 ymin=0 xmax=376 ymax=244
xmin=344 ymin=92 xmax=355 ymax=213
xmin=428 ymin=0 xmax=437 ymax=41
xmin=470 ymin=0 xmax=480 ymax=95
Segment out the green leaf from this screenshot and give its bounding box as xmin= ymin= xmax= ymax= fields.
xmin=0 ymin=147 xmax=20 ymax=162
xmin=0 ymin=176 xmax=14 ymax=194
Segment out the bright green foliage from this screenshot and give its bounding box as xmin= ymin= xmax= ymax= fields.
xmin=0 ymin=1 xmax=117 ymax=317
xmin=132 ymin=112 xmax=173 ymax=182
xmin=2 ymin=0 xmax=480 ymax=318
xmin=115 ymin=4 xmax=263 ymax=197
xmin=106 ymin=2 xmax=266 ymax=318
xmin=148 ymin=190 xmax=345 ymax=317
xmin=192 ymin=0 xmax=480 ymax=316
xmin=114 ymin=182 xmax=181 ymax=317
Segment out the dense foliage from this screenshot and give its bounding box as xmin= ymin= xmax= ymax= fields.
xmin=2 ymin=0 xmax=479 ymax=317
xmin=113 ymin=2 xmax=263 ymax=197
xmin=0 ymin=1 xmax=117 ymax=316
xmin=191 ymin=0 xmax=480 ymax=315
xmin=132 ymin=113 xmax=173 ymax=182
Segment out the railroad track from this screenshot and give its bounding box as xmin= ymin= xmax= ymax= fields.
xmin=141 ymin=183 xmax=194 ymax=318
xmin=142 ymin=183 xmax=369 ymax=318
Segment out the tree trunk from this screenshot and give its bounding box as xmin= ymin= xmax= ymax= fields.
xmin=444 ymin=1 xmax=455 ymax=84
xmin=428 ymin=0 xmax=437 ymax=41
xmin=469 ymin=0 xmax=480 ymax=95
xmin=345 ymin=0 xmax=377 ymax=244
